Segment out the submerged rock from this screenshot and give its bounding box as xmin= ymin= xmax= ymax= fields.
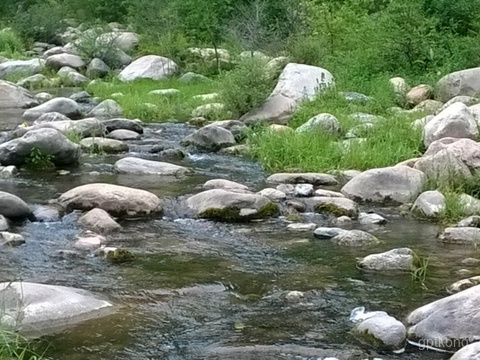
xmin=186 ymin=189 xmax=278 ymax=221
xmin=114 ymin=157 xmax=192 ymax=176
xmin=0 ymin=192 xmax=31 ymax=220
xmin=358 ymin=248 xmax=414 ymax=271
xmin=358 ymin=212 xmax=387 ymax=225
xmin=59 ymin=183 xmax=162 ymax=217
xmin=203 ymin=179 xmax=249 ymax=192
xmin=0 ymin=282 xmax=113 ymax=336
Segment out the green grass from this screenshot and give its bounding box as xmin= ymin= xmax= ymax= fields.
xmin=248 ymin=87 xmax=423 ymax=173
xmin=0 ymin=28 xmax=27 ymax=59
xmin=87 ymin=77 xmax=228 ymax=122
xmin=0 ymin=327 xmax=46 ymax=360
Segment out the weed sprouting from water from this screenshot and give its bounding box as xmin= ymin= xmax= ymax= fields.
xmin=411 ymin=252 xmax=430 ymax=290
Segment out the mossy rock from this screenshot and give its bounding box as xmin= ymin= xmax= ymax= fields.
xmin=106 ymin=248 xmax=135 ymax=264
xmin=315 ymin=203 xmax=355 ymax=218
xmin=199 ymin=202 xmax=279 ymax=222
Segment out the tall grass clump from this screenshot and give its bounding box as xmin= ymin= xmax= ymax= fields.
xmin=0 ymin=28 xmax=25 ymax=58
xmin=0 ymin=327 xmax=46 ymax=360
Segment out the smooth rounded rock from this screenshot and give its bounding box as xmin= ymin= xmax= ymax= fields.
xmin=114 ymin=157 xmax=191 ymax=176
xmin=79 ymin=208 xmax=121 ymax=234
xmin=80 ymin=137 xmax=128 ymax=153
xmin=358 ymin=248 xmax=413 ymax=271
xmin=22 ymin=98 xmax=82 ymax=121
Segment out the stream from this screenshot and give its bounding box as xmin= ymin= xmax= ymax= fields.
xmin=0 ymin=112 xmax=473 ymax=360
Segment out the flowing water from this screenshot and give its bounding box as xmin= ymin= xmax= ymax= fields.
xmin=0 ymin=113 xmax=474 ymax=360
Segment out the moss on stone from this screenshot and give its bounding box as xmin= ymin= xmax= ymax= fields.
xmin=198 ymin=202 xmax=279 ymax=222
xmin=106 ymin=248 xmax=135 ymax=264
xmin=315 ymin=203 xmax=353 ymax=217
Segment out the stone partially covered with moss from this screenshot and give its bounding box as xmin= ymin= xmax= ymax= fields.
xmin=104 ymin=248 xmax=135 ymax=264
xmin=311 ymin=197 xmax=359 ymax=218
xmin=186 ymin=189 xmax=278 ymax=222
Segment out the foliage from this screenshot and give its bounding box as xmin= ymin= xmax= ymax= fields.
xmin=25 ymin=147 xmax=54 ymax=170
xmin=0 ymin=28 xmax=25 ymax=58
xmin=0 ymin=328 xmax=46 ymax=360
xmin=411 ymin=252 xmax=430 ymax=290
xmin=219 ymin=58 xmax=276 ymax=118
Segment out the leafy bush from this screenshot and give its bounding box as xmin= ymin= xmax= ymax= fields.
xmin=0 ymin=28 xmax=25 ymax=58
xmin=219 ymin=58 xmax=275 ymax=118
xmin=25 ymin=147 xmax=54 ymax=170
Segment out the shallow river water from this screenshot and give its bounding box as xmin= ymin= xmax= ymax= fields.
xmin=0 ymin=115 xmax=473 ymax=360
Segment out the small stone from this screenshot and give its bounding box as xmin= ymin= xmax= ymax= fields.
xmin=284 ymin=291 xmax=304 ymax=301
xmin=257 ymin=188 xmax=286 ymax=202
xmin=0 ymin=232 xmax=24 ymax=247
xmin=75 ymin=233 xmax=107 ymax=249
xmin=287 ymin=223 xmax=316 ymax=232
xmin=294 ymin=184 xmax=314 ymax=197
xmin=358 ymin=212 xmax=387 ymax=225
xmin=336 ymin=216 xmax=352 ymax=224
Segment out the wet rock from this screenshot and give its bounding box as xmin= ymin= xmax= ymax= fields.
xmin=257 ymin=188 xmax=286 ymax=202
xmin=438 ymin=227 xmax=480 ymax=244
xmin=186 ymin=189 xmax=278 ymax=221
xmin=0 ymin=165 xmax=17 ymax=179
xmin=294 ymin=184 xmax=314 ymax=197
xmin=80 ymin=137 xmax=128 ymax=153
xmin=241 ymin=63 xmax=334 ymax=125
xmin=287 ymin=223 xmax=316 ymax=232
xmin=451 ymin=342 xmax=480 ymax=360
xmin=407 ymin=84 xmax=433 ymax=106
xmin=313 ymin=227 xmax=348 ymax=239
xmin=336 ymin=216 xmax=352 ymax=224
xmin=103 ymin=118 xmax=144 ymax=134
xmin=106 ymin=129 xmax=141 ymax=140
xmin=203 ymin=179 xmax=249 ymax=192
xmin=0 ymin=215 xmax=9 ymax=231
xmin=33 ymin=112 xmax=71 ymax=124
xmin=330 ymin=230 xmax=380 ymax=246
xmin=182 ymin=126 xmax=236 ymax=151
xmin=285 ymin=199 xmax=306 ymax=212
xmin=23 ymin=118 xmax=105 ymax=139
xmin=59 ymin=183 xmax=162 ymax=217
xmin=267 ymin=173 xmax=338 ymax=186
xmin=86 ymin=58 xmax=110 ymax=78
xmin=407 ymin=284 xmax=480 ymax=349
xmin=160 ymin=148 xmax=185 ymax=160
xmin=32 ymin=205 xmax=62 ymax=222
xmin=0 ymin=192 xmax=32 ymax=220
xmin=358 ymin=212 xmax=387 ymax=225
xmin=0 ymin=232 xmax=25 ymax=247
xmin=296 ymin=113 xmax=341 ymax=135
xmin=358 ymin=248 xmax=413 ymax=271
xmin=313 ymin=197 xmax=359 ymax=218
xmin=114 ymin=157 xmax=191 ymax=176
xmin=86 ymin=99 xmax=123 ymax=119
xmin=79 ymin=208 xmax=121 ymax=234
xmin=203 ymin=120 xmax=247 ymax=140
xmin=0 ymin=59 xmax=45 ymax=80
xmin=1 ymin=281 xmax=113 ymax=340
xmin=341 ymin=166 xmax=426 ymax=204
xmin=118 ymin=55 xmax=177 ymax=81
xmin=0 ymin=80 xmax=38 ymax=108
xmin=457 ymin=216 xmax=480 ymax=228
xmin=447 ymin=276 xmax=480 ymax=294
xmin=353 ymin=310 xmax=406 ymax=351
xmin=0 ymin=128 xmax=81 ymax=166
xmin=411 ymin=190 xmax=446 ymax=218
xmin=46 ymin=53 xmax=85 ymax=70
xmin=23 ymin=97 xmax=82 ymax=121
xmin=314 ymin=189 xmax=345 ymax=197
xmin=436 ymin=67 xmax=480 ymax=103
xmin=423 ymin=103 xmax=478 ymax=148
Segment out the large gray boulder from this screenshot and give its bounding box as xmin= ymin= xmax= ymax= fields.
xmin=80 ymin=137 xmax=128 ymax=153
xmin=22 ymin=118 xmax=105 ymax=138
xmin=59 ymin=183 xmax=162 ymax=217
xmin=411 ymin=190 xmax=446 ymax=218
xmin=438 ymin=227 xmax=480 ymax=244
xmin=114 ymin=157 xmax=192 ymax=176
xmin=186 ymin=189 xmax=278 ymax=221
xmin=118 ymin=55 xmax=177 ymax=82
xmin=79 ymin=208 xmax=121 ymax=234
xmin=0 ymin=80 xmax=38 ymax=108
xmin=358 ymin=248 xmax=414 ymax=271
xmin=436 ymin=67 xmax=480 ymax=103
xmin=23 ymin=98 xmax=82 ymax=121
xmin=46 ymin=54 xmax=85 ymax=70
xmin=103 ymin=118 xmax=144 ymax=134
xmin=341 ymin=166 xmax=426 ymax=204
xmin=96 ymin=32 xmax=140 ymax=53
xmin=407 ymin=284 xmax=480 ymax=349
xmin=353 ymin=311 xmax=406 ymax=351
xmin=313 ymin=227 xmax=379 ymax=246
xmin=422 ymin=137 xmax=480 ymax=171
xmin=423 ymin=103 xmax=478 ymax=148
xmin=451 ymin=342 xmax=480 ymax=360
xmin=0 ymin=282 xmax=113 ymax=336
xmin=182 ymin=126 xmax=236 ymax=151
xmin=0 ymin=128 xmax=81 ymax=166
xmin=0 ymin=59 xmax=45 ymax=80
xmin=0 ymin=192 xmax=32 ymax=219
xmin=240 ymin=63 xmax=334 ymax=125
xmin=86 ymin=58 xmax=110 ymax=78
xmin=86 ymin=99 xmax=123 ymax=119
xmin=106 ymin=129 xmax=140 ymax=140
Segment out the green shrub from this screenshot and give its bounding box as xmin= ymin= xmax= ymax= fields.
xmin=25 ymin=147 xmax=54 ymax=170
xmin=219 ymin=58 xmax=275 ymax=118
xmin=0 ymin=28 xmax=25 ymax=58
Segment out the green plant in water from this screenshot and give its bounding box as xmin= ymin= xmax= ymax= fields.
xmin=411 ymin=252 xmax=430 ymax=290
xmin=25 ymin=147 xmax=54 ymax=170
xmin=0 ymin=328 xmax=46 ymax=360
xmin=65 ymin=130 xmax=83 ymax=144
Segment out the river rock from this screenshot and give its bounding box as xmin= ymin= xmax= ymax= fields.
xmin=0 ymin=232 xmax=25 ymax=247
xmin=203 ymin=120 xmax=247 ymax=140
xmin=341 ymin=165 xmax=425 ymax=204
xmin=296 ymin=113 xmax=341 ymax=135
xmin=17 ymin=74 xmax=48 ymax=89
xmin=46 ymin=54 xmax=85 ymax=70
xmin=423 ymin=137 xmax=480 ymax=171
xmin=86 ymin=99 xmax=123 ymax=119
xmin=59 ymin=183 xmax=162 ymax=217
xmin=358 ymin=248 xmax=414 ymax=271
xmin=0 ymin=215 xmax=9 ymax=231
xmin=186 ymin=189 xmax=278 ymax=221
xmin=80 ymin=137 xmax=128 ymax=153
xmin=411 ymin=190 xmax=446 ymax=218
xmin=75 ymin=233 xmax=106 ymax=249
xmin=407 ymin=84 xmax=432 ymax=106
xmin=182 ymin=126 xmax=236 ymax=151
xmin=330 ymin=230 xmax=380 ymax=246
xmin=314 ymin=189 xmax=345 ymax=198
xmin=33 ymin=112 xmax=71 ymax=124
xmin=413 ymin=99 xmax=444 ymax=115
xmin=436 ymin=67 xmax=480 ymax=103
xmin=358 ymin=212 xmax=387 ymax=225
xmin=447 ymin=276 xmax=480 ymax=295
xmin=313 ymin=197 xmax=359 ymax=218
xmin=294 ymin=184 xmax=314 ymax=197
xmin=451 ymin=342 xmax=480 ymax=360
xmin=257 ymin=188 xmax=286 ymax=201
xmin=23 ymin=98 xmax=82 ymax=121
xmin=31 ymin=205 xmax=62 ymax=222
xmin=0 ymin=59 xmax=45 ymax=80
xmin=0 ymin=80 xmax=38 ymax=108
xmin=423 ymin=103 xmax=478 ymax=147
xmin=103 ymin=118 xmax=143 ymax=134
xmin=0 ymin=128 xmax=81 ymax=166
xmin=353 ymin=311 xmax=406 ymax=351
xmin=35 ymin=92 xmax=53 ymax=103
xmin=86 ymin=58 xmax=110 ymax=78
xmin=287 ymin=223 xmax=316 ymax=232
xmin=0 ymin=192 xmax=31 ymax=219
xmin=118 ymin=55 xmax=177 ymax=82
xmin=96 ymin=31 xmax=140 ymax=53
xmin=438 ymin=227 xmax=480 ymax=244
xmin=313 ymin=227 xmax=347 ymax=239
xmin=457 ymin=216 xmax=480 ymax=228
xmin=203 ymin=179 xmax=249 ymax=192
xmin=57 ymin=66 xmax=77 ymax=78
xmin=0 ymin=282 xmax=113 ymax=336
xmin=22 ymin=119 xmax=105 ymax=139
xmin=459 ymin=194 xmax=480 ymax=216
xmin=79 ymin=208 xmax=120 ymax=234
xmin=241 ymin=63 xmax=334 ymax=125
xmin=106 ymin=129 xmax=140 ymax=140
xmin=267 ymin=173 xmax=338 ymax=186
xmin=114 ymin=157 xmax=191 ymax=176
xmin=407 ymin=283 xmax=480 ymax=349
